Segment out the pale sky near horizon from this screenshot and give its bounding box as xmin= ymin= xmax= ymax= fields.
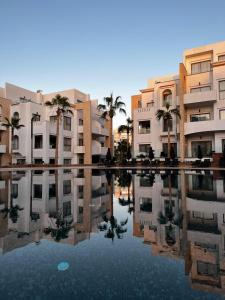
xmin=0 ymin=0 xmax=225 ymax=128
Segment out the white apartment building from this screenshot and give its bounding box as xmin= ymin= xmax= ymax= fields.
xmin=132 ymin=41 xmax=225 ymax=163
xmin=0 ymin=83 xmax=111 ymax=165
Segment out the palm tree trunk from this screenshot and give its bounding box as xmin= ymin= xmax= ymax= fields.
xmin=167 ymin=120 xmax=171 ymax=159
xmin=127 ymin=129 xmax=129 ymax=151
xmin=56 ymin=112 xmax=60 ymax=165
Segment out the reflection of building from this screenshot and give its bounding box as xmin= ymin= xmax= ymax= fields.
xmin=0 ymin=97 xmax=11 ymax=165
xmin=0 ymin=169 xmax=112 ymax=254
xmin=133 ymin=170 xmax=225 ymax=295
xmin=132 ymin=41 xmax=225 ymax=162
xmin=0 ymin=83 xmax=112 ymax=165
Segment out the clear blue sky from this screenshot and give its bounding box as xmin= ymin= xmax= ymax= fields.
xmin=1 ymin=0 xmax=225 ymax=127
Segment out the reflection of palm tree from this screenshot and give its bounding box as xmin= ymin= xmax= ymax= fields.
xmin=98 ymin=215 xmax=128 ymax=241
xmin=117 ymin=171 xmax=134 ymax=214
xmin=0 ymin=204 xmax=24 ymax=223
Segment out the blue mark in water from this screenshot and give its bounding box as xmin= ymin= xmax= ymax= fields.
xmin=57 ymin=262 xmax=69 ymax=271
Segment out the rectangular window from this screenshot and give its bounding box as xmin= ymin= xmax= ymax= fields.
xmin=163 ymin=119 xmax=173 ymax=132
xmin=192 ymin=175 xmax=213 ymax=191
xmin=219 ymin=80 xmax=225 ymax=100
xmin=64 ymin=138 xmax=72 ymax=152
xmin=140 ymin=197 xmax=152 ymax=213
xmin=63 ymin=180 xmax=71 ymax=195
xmin=197 ymin=261 xmax=217 ymax=276
xmin=78 ymin=185 xmax=84 ymax=198
xmin=190 ymin=86 xmax=211 ymax=93
xmin=34 ymin=135 xmax=43 ymax=149
xmin=50 ymin=115 xmax=57 ymax=123
xmin=79 ymin=139 xmax=83 ymax=146
xmin=79 ymin=119 xmax=83 ymax=125
xmin=49 ymin=135 xmax=56 ymax=149
xmin=63 ymin=201 xmax=71 ymax=217
xmin=139 ymin=144 xmax=150 ymax=154
xmin=63 ymin=159 xmax=71 ymax=173
xmin=138 ymin=120 xmax=150 ymax=134
xmin=49 ymin=184 xmax=56 ymax=198
xmin=12 ymin=184 xmax=18 ymax=198
xmin=12 ymin=136 xmax=19 ymax=150
xmin=192 ymin=211 xmax=215 ymax=220
xmin=191 ymin=141 xmax=212 ymax=157
xmin=219 ymin=109 xmax=225 ymax=120
xmin=138 ymin=100 xmax=142 ymax=108
xmin=63 ymin=116 xmax=71 ymax=131
xmin=191 ymin=60 xmax=211 ymax=74
xmin=218 ymin=55 xmax=225 ymax=62
xmin=190 ymin=113 xmax=210 ymax=122
xmin=34 ymin=184 xmax=42 ymax=198
xmin=140 ymin=176 xmax=154 ymax=187
xmin=162 ymin=143 xmax=177 ymax=157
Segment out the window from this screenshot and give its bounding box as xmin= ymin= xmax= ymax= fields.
xmin=140 ymin=176 xmax=154 ymax=187
xmin=191 ymin=60 xmax=211 ymax=74
xmin=78 ymin=185 xmax=84 ymax=198
xmin=190 ymin=113 xmax=210 ymax=122
xmin=163 ymin=119 xmax=173 ymax=132
xmin=220 ymin=109 xmax=225 ymax=120
xmin=147 ymin=102 xmax=151 ymax=107
xmin=64 ymin=138 xmax=71 ymax=151
xmin=13 ymin=112 xmax=19 ymax=119
xmin=63 ymin=180 xmax=71 ymax=195
xmin=219 ymin=80 xmax=225 ymax=100
xmin=34 ymin=135 xmax=43 ymax=149
xmin=49 ymin=135 xmax=56 ymax=149
xmin=192 ymin=211 xmax=215 ymax=220
xmin=191 ymin=141 xmax=212 ymax=157
xmin=192 ymin=175 xmax=213 ymax=191
xmin=49 ymin=184 xmax=56 ymax=198
xmin=12 ymin=135 xmax=19 ymax=150
xmin=190 ymin=86 xmax=211 ymax=93
xmin=63 ymin=201 xmax=71 ymax=217
xmin=79 ymin=119 xmax=83 ymax=125
xmin=218 ymin=55 xmax=225 ymax=62
xmin=64 ymin=159 xmax=71 ymax=173
xmin=33 ymin=184 xmax=42 ymax=198
xmin=138 ymin=120 xmax=150 ymax=134
xmin=12 ymin=184 xmax=18 ymax=198
xmin=139 ymin=144 xmax=150 ymax=154
xmin=140 ymin=198 xmax=152 ymax=212
xmin=197 ymin=261 xmax=217 ymax=276
xmin=162 ymin=143 xmax=177 ymax=157
xmin=138 ymin=100 xmax=142 ymax=108
xmin=163 ymin=89 xmax=172 ymax=106
xmin=163 ymin=175 xmax=178 ymax=188
xmin=50 ymin=116 xmax=57 ymax=123
xmin=63 ymin=116 xmax=71 ymax=131
xmin=78 ymin=154 xmax=84 ymax=164
xmin=79 ymin=139 xmax=83 ymax=146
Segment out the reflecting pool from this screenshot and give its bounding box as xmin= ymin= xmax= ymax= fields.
xmin=0 ymin=168 xmax=225 ymax=299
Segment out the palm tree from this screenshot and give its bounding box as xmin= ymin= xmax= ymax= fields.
xmin=118 ymin=117 xmax=133 ymax=150
xmin=1 ymin=116 xmax=25 ymax=164
xmin=156 ymin=102 xmax=180 ymax=159
xmin=97 ymin=93 xmax=126 ymax=150
xmin=45 ymin=94 xmax=73 ymax=164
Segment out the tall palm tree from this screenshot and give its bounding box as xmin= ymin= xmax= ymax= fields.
xmin=45 ymin=94 xmax=73 ymax=164
xmin=1 ymin=116 xmax=25 ymax=164
xmin=118 ymin=117 xmax=133 ymax=150
xmin=97 ymin=93 xmax=126 ymax=150
xmin=156 ymin=102 xmax=180 ymax=159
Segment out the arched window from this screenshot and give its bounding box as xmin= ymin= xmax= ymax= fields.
xmin=12 ymin=135 xmax=19 ymax=150
xmin=163 ymin=89 xmax=172 ymax=106
xmin=13 ymin=112 xmax=19 ymax=119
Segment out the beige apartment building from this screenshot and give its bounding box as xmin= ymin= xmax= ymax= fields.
xmin=0 ymin=83 xmax=112 ymax=166
xmin=132 ymin=41 xmax=225 ymax=162
xmin=0 ymin=97 xmax=12 ymax=165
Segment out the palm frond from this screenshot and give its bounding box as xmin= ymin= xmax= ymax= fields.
xmin=170 ymin=108 xmax=181 ymax=119
xmin=156 ymin=109 xmax=165 ymax=120
xmin=119 ymin=108 xmax=126 ymax=116
xmin=97 ymin=104 xmax=106 ymax=111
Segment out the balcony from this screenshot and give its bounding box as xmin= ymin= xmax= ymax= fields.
xmin=74 ymin=146 xmax=85 ymax=153
xmin=0 ymin=124 xmax=6 ymax=131
xmin=0 ymin=145 xmax=6 ymax=153
xmin=184 ymin=120 xmax=225 ymax=135
xmin=184 ymin=90 xmax=217 ymax=107
xmin=92 ymin=120 xmax=109 ymax=136
xmin=92 ymin=140 xmax=107 ymax=156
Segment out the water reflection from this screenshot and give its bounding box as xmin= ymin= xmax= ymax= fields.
xmin=0 ymin=168 xmax=225 ymax=297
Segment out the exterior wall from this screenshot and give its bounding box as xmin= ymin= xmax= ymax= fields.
xmin=132 ymin=41 xmax=225 ymax=161
xmin=0 ymin=83 xmax=110 ymax=166
xmin=0 ymin=97 xmax=12 ymax=165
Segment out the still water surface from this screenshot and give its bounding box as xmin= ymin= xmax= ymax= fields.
xmin=0 ymin=168 xmax=225 ymax=299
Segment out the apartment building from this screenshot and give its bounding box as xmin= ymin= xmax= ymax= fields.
xmin=0 ymin=83 xmax=112 ymax=165
xmin=132 ymin=41 xmax=225 ymax=162
xmin=0 ymin=97 xmax=11 ymax=165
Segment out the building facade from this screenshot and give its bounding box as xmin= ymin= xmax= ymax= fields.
xmin=0 ymin=83 xmax=112 ymax=165
xmin=132 ymin=41 xmax=225 ymax=162
xmin=0 ymin=97 xmax=12 ymax=165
